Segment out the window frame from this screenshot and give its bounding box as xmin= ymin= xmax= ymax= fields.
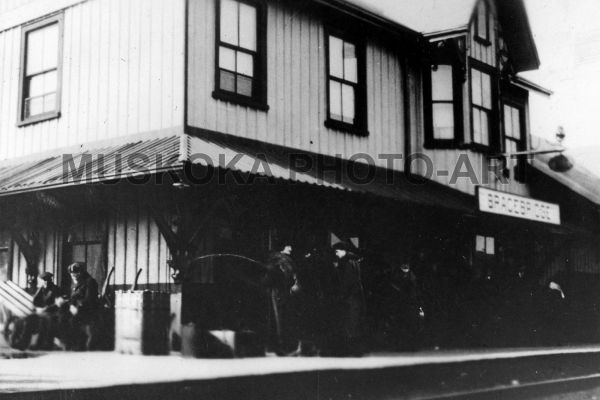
xmin=424 ymin=59 xmax=464 ymax=149
xmin=324 ymin=27 xmax=368 ymax=136
xmin=502 ymin=87 xmax=529 ymax=183
xmin=213 ymin=0 xmax=269 ymax=111
xmin=17 ymin=12 xmax=64 ymax=127
xmin=469 ymin=58 xmax=498 ymax=153
xmin=474 ymin=0 xmax=491 ymax=46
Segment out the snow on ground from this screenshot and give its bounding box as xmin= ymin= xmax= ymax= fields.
xmin=2 ymin=346 xmax=600 ymax=392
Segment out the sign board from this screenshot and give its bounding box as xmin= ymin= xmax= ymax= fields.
xmin=477 ymin=187 xmax=561 ymax=225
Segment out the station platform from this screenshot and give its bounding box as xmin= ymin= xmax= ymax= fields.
xmin=3 ymin=346 xmax=600 ymax=399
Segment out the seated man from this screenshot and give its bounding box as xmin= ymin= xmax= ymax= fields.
xmin=67 ymin=262 xmax=99 ymax=350
xmin=33 ymin=272 xmax=61 ymax=311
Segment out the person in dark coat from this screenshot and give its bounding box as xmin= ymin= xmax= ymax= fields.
xmin=384 ymin=263 xmax=424 ymax=350
xmin=325 ymin=241 xmax=365 ymax=356
xmin=33 ymin=272 xmax=60 ymax=311
xmin=263 ymin=244 xmax=298 ymax=354
xmin=67 ymin=262 xmax=99 ymax=350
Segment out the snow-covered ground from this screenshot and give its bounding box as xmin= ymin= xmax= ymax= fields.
xmin=3 ymin=346 xmax=600 ymax=393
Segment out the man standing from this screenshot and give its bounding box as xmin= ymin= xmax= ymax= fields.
xmin=264 ymin=243 xmax=298 ymax=354
xmin=327 ymin=241 xmax=365 ymax=356
xmin=67 ymin=262 xmax=99 ymax=350
xmin=33 ymin=272 xmax=60 ymax=311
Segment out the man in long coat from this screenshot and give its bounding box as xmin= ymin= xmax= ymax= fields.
xmin=67 ymin=262 xmax=99 ymax=350
xmin=326 ymin=241 xmax=365 ymax=356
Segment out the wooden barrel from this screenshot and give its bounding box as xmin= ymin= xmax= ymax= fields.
xmin=115 ymin=290 xmax=170 ymax=355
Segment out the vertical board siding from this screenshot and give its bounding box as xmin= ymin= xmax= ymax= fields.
xmin=469 ymin=0 xmax=497 ymax=67
xmin=187 ymin=0 xmax=406 ymax=170
xmin=0 ymin=0 xmax=185 ymax=161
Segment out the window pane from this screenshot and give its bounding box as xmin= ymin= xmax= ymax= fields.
xmin=432 ymin=65 xmax=453 ymax=101
xmin=505 ymin=139 xmax=517 ymax=154
xmin=219 ymin=69 xmax=236 ymax=92
xmin=476 ymin=235 xmax=485 ymax=252
xmin=0 ymin=249 xmax=8 ymax=281
xmin=343 ymin=41 xmax=357 ymax=83
xmin=237 ymin=51 xmax=253 ymax=77
xmin=237 ymin=74 xmax=253 ymax=96
xmin=486 ymin=237 xmax=495 ymax=255
xmin=44 ymin=93 xmax=56 ymax=112
xmin=26 ymin=28 xmax=45 ymax=75
xmin=239 ymin=3 xmax=256 ymax=51
xmin=341 ymin=83 xmax=355 ymax=124
xmin=26 ymin=96 xmax=44 ymax=117
xmin=433 ymin=103 xmax=454 ymax=139
xmin=511 ymin=107 xmax=521 ymax=139
xmin=471 ymin=69 xmax=482 ymax=106
xmin=473 ymin=108 xmax=482 ymax=143
xmin=71 ymin=244 xmax=86 ymax=264
xmin=481 ymin=72 xmax=491 ymax=109
xmin=86 ymin=243 xmax=104 ymax=284
xmin=43 ymin=70 xmax=57 ymax=93
xmin=329 ymin=80 xmax=342 ymax=121
xmin=503 ymin=105 xmax=512 ymax=138
xmin=220 ymin=0 xmax=238 ymax=46
xmin=41 ymin=23 xmax=59 ymax=72
xmin=329 ymin=36 xmax=343 ymax=79
xmin=28 ymin=74 xmax=45 ymax=97
xmin=219 ymin=46 xmax=236 ymax=71
xmin=480 ymin=111 xmax=489 ymax=145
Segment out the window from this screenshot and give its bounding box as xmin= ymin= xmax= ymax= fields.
xmin=475 ymin=0 xmax=490 ymax=44
xmin=470 ymin=61 xmax=497 ymax=149
xmin=213 ymin=0 xmax=267 ymax=110
xmin=425 ymin=63 xmax=462 ymax=148
xmin=475 ymin=235 xmax=495 ymax=255
xmin=325 ymin=32 xmax=367 ymax=135
xmin=18 ymin=14 xmax=63 ymax=126
xmin=65 ymin=220 xmax=106 ymax=287
xmin=503 ymin=103 xmax=526 ymax=182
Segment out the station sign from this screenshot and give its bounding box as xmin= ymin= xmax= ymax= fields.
xmin=477 ymin=187 xmax=561 ymax=225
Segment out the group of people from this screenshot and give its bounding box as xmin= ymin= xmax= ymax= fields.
xmin=18 ymin=262 xmax=100 ymax=350
xmin=263 ymin=240 xmax=369 ymax=356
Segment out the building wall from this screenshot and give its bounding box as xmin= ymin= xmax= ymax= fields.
xmin=0 ymin=0 xmax=185 ymax=161
xmin=187 ymin=0 xmax=410 ymax=170
xmin=415 ymin=0 xmax=530 ymax=197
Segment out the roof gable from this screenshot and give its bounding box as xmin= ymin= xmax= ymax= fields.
xmin=339 ymin=0 xmax=539 ymax=72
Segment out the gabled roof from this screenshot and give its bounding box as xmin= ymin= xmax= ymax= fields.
xmin=338 ymin=0 xmax=540 ymax=72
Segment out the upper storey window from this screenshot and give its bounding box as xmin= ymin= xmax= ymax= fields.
xmin=470 ymin=61 xmax=496 ymax=149
xmin=325 ymin=31 xmax=367 ymax=136
xmin=503 ymin=102 xmax=527 ymax=182
xmin=475 ymin=0 xmax=490 ymax=44
xmin=214 ymin=0 xmax=268 ymax=110
xmin=18 ymin=14 xmax=63 ymax=126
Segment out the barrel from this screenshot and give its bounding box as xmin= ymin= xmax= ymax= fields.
xmin=115 ymin=290 xmax=170 ymax=355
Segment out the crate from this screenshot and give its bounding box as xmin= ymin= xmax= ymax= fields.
xmin=114 ymin=291 xmax=170 ymax=355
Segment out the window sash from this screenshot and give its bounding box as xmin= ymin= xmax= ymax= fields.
xmin=327 ymin=34 xmax=360 ymax=126
xmin=216 ymin=0 xmax=262 ymax=101
xmin=20 ymin=19 xmax=61 ymax=121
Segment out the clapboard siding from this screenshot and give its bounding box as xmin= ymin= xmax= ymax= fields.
xmin=187 ymin=0 xmax=408 ymax=170
xmin=106 ymin=209 xmax=172 ymax=289
xmin=10 ymin=207 xmax=173 ymax=290
xmin=469 ymin=0 xmax=496 ymax=67
xmin=0 ymin=0 xmax=185 ymax=161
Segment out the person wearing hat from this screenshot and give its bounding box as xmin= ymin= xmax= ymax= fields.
xmin=67 ymin=262 xmax=99 ymax=350
xmin=33 ymin=271 xmax=60 ymax=311
xmin=326 ymin=241 xmax=366 ymax=356
xmin=263 ymin=242 xmax=299 ymax=355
